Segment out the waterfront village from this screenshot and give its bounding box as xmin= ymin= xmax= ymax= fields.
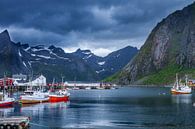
xmin=0 ymin=73 xmax=117 ymax=91
xmin=0 ymin=73 xmax=117 ymax=128
xmin=1 ymin=74 xmax=195 ymax=128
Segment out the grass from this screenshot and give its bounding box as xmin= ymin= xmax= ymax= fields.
xmin=103 ymin=63 xmax=195 ymax=85
xmin=143 ymin=65 xmax=195 ymax=85
xmin=103 ymin=71 xmax=121 ymax=82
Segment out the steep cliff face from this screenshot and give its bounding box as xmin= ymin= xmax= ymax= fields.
xmin=118 ymin=2 xmax=195 ymax=84
xmin=0 ymin=30 xmax=30 ymax=75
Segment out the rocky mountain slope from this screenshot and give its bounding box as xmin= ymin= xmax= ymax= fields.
xmin=73 ymin=46 xmax=138 ymax=79
xmin=0 ymin=30 xmax=138 ymax=82
xmin=116 ymin=2 xmax=195 ymax=85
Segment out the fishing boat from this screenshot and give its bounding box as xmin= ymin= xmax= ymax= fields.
xmin=0 ymin=74 xmax=15 ymax=108
xmin=49 ymin=77 xmax=70 ymax=102
xmin=49 ymin=90 xmax=70 ymax=102
xmin=20 ymin=82 xmax=49 ymax=104
xmin=20 ymin=90 xmax=49 ymax=104
xmin=0 ymin=93 xmax=15 ymax=108
xmin=171 ymin=74 xmax=191 ymax=94
xmin=20 ymin=73 xmax=50 ymax=104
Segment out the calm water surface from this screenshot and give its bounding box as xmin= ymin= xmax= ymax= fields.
xmin=1 ymin=87 xmax=195 ymax=129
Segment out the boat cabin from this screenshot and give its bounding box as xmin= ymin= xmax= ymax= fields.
xmin=24 ymin=91 xmax=34 ymax=95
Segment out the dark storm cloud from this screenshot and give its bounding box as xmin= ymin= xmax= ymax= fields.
xmin=0 ymin=0 xmax=194 ymax=56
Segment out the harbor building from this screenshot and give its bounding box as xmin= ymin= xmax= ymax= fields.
xmin=14 ymin=75 xmax=46 ymax=87
xmin=12 ymin=74 xmax=27 ymax=81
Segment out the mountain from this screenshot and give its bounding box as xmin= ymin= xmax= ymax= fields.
xmin=0 ymin=30 xmax=138 ymax=82
xmin=0 ymin=30 xmax=30 ymax=75
xmin=72 ymin=46 xmax=138 ymax=79
xmin=116 ymin=2 xmax=195 ymax=85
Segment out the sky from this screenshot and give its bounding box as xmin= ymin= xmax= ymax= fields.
xmin=0 ymin=0 xmax=194 ymax=57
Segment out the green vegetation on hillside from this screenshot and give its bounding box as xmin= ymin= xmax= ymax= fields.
xmin=104 ymin=64 xmax=195 ymax=85
xmin=103 ymin=71 xmax=121 ymax=82
xmin=143 ymin=65 xmax=195 ymax=85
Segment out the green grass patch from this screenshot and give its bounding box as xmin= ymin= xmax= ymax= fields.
xmin=143 ymin=65 xmax=195 ymax=85
xmin=103 ymin=72 xmax=121 ymax=82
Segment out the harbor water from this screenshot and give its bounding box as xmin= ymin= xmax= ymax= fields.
xmin=1 ymin=87 xmax=195 ymax=129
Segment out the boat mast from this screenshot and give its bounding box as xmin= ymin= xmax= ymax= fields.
xmin=39 ymin=74 xmax=42 ymax=91
xmin=3 ymin=73 xmax=6 ymax=101
xmin=51 ymin=78 xmax=55 ymax=91
xmin=74 ymin=76 xmax=76 ymax=88
xmin=61 ymin=75 xmax=64 ymax=90
xmin=176 ymin=73 xmax=179 ymax=90
xmin=185 ymin=74 xmax=188 ymax=86
xmin=29 ymin=70 xmax=33 ymax=90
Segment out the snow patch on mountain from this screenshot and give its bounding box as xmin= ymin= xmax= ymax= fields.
xmin=31 ymin=54 xmax=36 ymax=56
xmin=98 ymin=61 xmax=105 ymax=65
xmin=23 ymin=61 xmax=27 ymax=67
xmin=50 ymin=52 xmax=70 ymax=60
xmin=37 ymin=55 xmax=53 ymax=59
xmin=96 ymin=69 xmax=105 ymax=74
xmin=24 ymin=47 xmax=30 ymax=51
xmin=83 ymin=54 xmax=92 ymax=59
xmin=19 ymin=50 xmax=22 ymax=57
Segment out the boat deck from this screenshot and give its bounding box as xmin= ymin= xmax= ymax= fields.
xmin=0 ymin=116 xmax=30 ymax=129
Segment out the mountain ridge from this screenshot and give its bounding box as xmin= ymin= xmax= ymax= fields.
xmin=0 ymin=30 xmax=138 ymax=82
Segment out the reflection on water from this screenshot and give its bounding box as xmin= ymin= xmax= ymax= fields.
xmin=172 ymin=94 xmax=192 ymax=104
xmin=1 ymin=87 xmax=195 ymax=129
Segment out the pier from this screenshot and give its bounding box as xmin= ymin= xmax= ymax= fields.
xmin=0 ymin=116 xmax=30 ymax=129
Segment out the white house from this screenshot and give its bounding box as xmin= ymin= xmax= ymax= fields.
xmin=14 ymin=75 xmax=46 ymax=87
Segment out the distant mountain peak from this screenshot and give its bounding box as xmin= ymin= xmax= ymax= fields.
xmin=48 ymin=45 xmax=65 ymax=55
xmin=0 ymin=29 xmax=11 ymax=41
xmin=32 ymin=45 xmax=45 ymax=49
xmin=48 ymin=45 xmax=56 ymax=50
xmin=1 ymin=29 xmax=9 ymax=35
xmin=75 ymin=48 xmax=92 ymax=55
xmin=76 ymin=48 xmax=81 ymax=51
xmin=21 ymin=44 xmax=29 ymax=49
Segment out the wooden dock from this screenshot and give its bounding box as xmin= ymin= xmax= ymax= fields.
xmin=0 ymin=116 xmax=30 ymax=129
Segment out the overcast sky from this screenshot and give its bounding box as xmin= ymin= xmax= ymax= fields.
xmin=0 ymin=0 xmax=194 ymax=56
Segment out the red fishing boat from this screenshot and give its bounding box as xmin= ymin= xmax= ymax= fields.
xmin=49 ymin=78 xmax=70 ymax=102
xmin=0 ymin=94 xmax=15 ymax=108
xmin=0 ymin=74 xmax=15 ymax=108
xmin=171 ymin=74 xmax=191 ymax=94
xmin=49 ymin=90 xmax=70 ymax=102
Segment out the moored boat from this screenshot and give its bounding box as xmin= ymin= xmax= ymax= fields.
xmin=20 ymin=74 xmax=50 ymax=104
xmin=20 ymin=90 xmax=49 ymax=104
xmin=49 ymin=77 xmax=70 ymax=103
xmin=171 ymin=74 xmax=191 ymax=94
xmin=0 ymin=93 xmax=15 ymax=108
xmin=49 ymin=90 xmax=70 ymax=103
xmin=0 ymin=74 xmax=15 ymax=108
